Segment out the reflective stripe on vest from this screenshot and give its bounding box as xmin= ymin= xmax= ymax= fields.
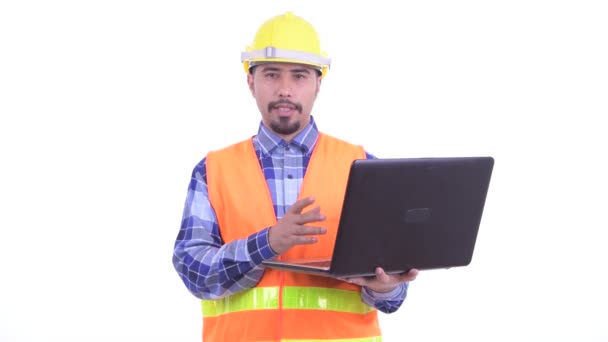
xmin=202 ymin=286 xmax=374 ymax=317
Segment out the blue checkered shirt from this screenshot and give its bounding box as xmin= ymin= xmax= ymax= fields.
xmin=173 ymin=118 xmax=409 ymax=313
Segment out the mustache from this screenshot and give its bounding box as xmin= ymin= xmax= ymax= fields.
xmin=268 ymin=99 xmax=302 ymax=113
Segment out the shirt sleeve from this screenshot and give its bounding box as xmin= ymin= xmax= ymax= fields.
xmin=172 ymin=157 xmax=278 ymax=300
xmin=361 ymin=282 xmax=409 ymax=313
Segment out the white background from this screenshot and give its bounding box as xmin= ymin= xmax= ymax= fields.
xmin=1 ymin=1 xmax=607 ymax=341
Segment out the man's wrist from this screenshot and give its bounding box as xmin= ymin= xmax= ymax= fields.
xmin=247 ymin=228 xmax=279 ymax=265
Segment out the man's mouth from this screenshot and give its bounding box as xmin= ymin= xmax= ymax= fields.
xmin=274 ymin=105 xmax=295 ymax=115
xmin=268 ymin=100 xmax=302 ymax=114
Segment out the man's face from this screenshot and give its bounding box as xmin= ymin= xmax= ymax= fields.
xmin=248 ymin=62 xmax=321 ymax=141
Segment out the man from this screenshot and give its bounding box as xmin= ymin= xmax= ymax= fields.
xmin=173 ymin=11 xmax=419 ymax=341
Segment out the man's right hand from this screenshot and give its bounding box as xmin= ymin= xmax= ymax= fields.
xmin=268 ymin=196 xmax=327 ymax=255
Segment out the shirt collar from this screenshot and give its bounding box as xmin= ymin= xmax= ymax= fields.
xmin=255 ymin=116 xmax=319 ymax=156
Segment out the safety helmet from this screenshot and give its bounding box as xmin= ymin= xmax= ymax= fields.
xmin=241 ymin=12 xmax=331 ymax=77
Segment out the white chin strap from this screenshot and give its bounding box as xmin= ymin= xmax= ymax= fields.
xmin=241 ymin=46 xmax=331 ymax=68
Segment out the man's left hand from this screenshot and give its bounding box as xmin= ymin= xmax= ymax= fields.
xmin=345 ymin=268 xmax=419 ymax=293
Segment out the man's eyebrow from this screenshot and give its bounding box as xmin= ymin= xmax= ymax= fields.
xmin=259 ymin=66 xmax=312 ymax=74
xmin=260 ymin=66 xmax=281 ymax=72
xmin=290 ymin=68 xmax=312 ymax=74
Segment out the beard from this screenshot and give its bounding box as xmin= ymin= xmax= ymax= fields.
xmin=270 ymin=117 xmax=301 ymax=135
xmin=267 ymin=99 xmax=304 ymax=136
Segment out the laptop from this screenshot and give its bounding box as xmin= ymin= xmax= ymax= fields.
xmin=262 ymin=156 xmax=494 ymax=278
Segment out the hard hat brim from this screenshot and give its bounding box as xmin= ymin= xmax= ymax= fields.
xmin=242 ymin=47 xmax=330 ymax=77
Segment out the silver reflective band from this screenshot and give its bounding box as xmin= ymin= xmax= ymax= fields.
xmin=241 ymin=46 xmax=331 ymax=68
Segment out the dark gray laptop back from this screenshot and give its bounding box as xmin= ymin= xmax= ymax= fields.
xmin=328 ymin=157 xmax=494 ymax=277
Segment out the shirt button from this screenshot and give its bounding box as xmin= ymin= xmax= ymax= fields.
xmin=287 ymin=174 xmax=293 ymax=179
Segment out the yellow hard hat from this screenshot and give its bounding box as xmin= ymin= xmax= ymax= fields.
xmin=241 ymin=12 xmax=331 ymax=77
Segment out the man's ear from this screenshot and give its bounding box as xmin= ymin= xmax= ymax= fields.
xmin=247 ymin=73 xmax=255 ymax=96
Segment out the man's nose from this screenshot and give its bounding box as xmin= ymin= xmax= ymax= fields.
xmin=277 ymin=77 xmax=293 ymax=97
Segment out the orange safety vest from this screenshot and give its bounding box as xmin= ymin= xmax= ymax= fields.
xmin=204 ymin=133 xmax=380 ymax=342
